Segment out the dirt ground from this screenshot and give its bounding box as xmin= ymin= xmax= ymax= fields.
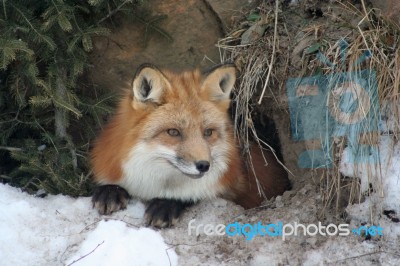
xmin=155 ymin=185 xmax=397 ymax=265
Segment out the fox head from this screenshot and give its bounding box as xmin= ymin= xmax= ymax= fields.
xmin=125 ymin=64 xmax=237 ymax=180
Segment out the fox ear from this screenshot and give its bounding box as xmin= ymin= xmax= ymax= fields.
xmin=201 ymin=64 xmax=236 ymax=103
xmin=132 ymin=64 xmax=170 ymax=107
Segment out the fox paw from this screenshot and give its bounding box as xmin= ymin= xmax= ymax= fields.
xmin=92 ymin=185 xmax=131 ymax=215
xmin=145 ymin=198 xmax=193 ymax=228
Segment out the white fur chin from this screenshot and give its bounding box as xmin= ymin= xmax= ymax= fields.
xmin=170 ymin=159 xmax=201 ymax=176
xmin=120 ymin=143 xmax=229 ymax=201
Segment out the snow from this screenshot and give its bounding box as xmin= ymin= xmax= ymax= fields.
xmin=338 ymin=128 xmax=400 ymax=247
xmin=1 ymin=176 xmax=400 ymax=265
xmin=1 ymin=111 xmax=400 ymax=265
xmin=340 ymin=102 xmax=400 ymax=233
xmin=0 ymin=184 xmax=176 ymax=266
xmin=66 ymin=220 xmax=177 ymax=266
xmin=340 ymin=135 xmax=400 ymax=215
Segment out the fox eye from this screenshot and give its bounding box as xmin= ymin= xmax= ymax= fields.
xmin=204 ymin=128 xmax=213 ymax=137
xmin=167 ymin=128 xmax=180 ymax=137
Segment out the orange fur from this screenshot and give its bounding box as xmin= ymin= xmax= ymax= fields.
xmin=91 ymin=64 xmax=290 ymax=209
xmin=221 ymin=144 xmax=291 ymax=209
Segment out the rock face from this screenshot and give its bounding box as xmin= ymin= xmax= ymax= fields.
xmin=370 ymin=0 xmax=400 ymax=26
xmin=89 ymin=0 xmax=254 ymax=91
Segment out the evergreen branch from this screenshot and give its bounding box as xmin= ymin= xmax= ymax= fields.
xmin=36 ymin=78 xmax=82 ymax=117
xmin=29 ymin=95 xmax=52 ymax=108
xmin=57 ymin=13 xmax=73 ymax=32
xmin=0 ymin=38 xmax=33 ymax=69
xmin=71 ymin=12 xmax=83 ymax=34
xmin=0 ymin=110 xmax=20 ymax=124
xmin=97 ymin=0 xmax=133 ymax=25
xmin=81 ymin=35 xmax=93 ymax=51
xmin=55 ymin=71 xmax=68 ymax=139
xmin=1 ymin=0 xmax=144 ymax=196
xmin=53 ymin=98 xmax=82 ymax=117
xmin=33 ymin=118 xmax=58 ymax=153
xmin=12 ymin=5 xmax=56 ymax=49
xmin=10 ymin=76 xmax=28 ymax=107
xmin=0 ymin=39 xmax=33 ymax=55
xmin=3 ymin=0 xmax=7 ymax=20
xmin=0 ymin=146 xmax=23 ymax=152
xmin=84 ymin=27 xmax=110 ymax=35
xmin=90 ymin=94 xmax=115 ymax=110
xmin=67 ymin=35 xmax=81 ymax=53
xmin=0 ymin=175 xmax=12 ymax=180
xmin=2 ymin=0 xmax=6 ymax=20
xmin=50 ymin=0 xmax=60 ymax=13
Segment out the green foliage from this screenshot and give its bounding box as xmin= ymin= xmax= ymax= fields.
xmin=247 ymin=13 xmax=261 ymax=22
xmin=0 ymin=0 xmax=165 ymax=196
xmin=8 ymin=138 xmax=92 ymax=197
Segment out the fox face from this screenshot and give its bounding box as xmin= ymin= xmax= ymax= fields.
xmin=136 ymin=103 xmax=227 ymax=178
xmin=91 ymin=64 xmax=291 ymax=226
xmin=109 ymin=64 xmax=238 ymax=200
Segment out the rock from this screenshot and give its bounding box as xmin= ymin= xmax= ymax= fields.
xmin=205 ymin=0 xmax=256 ymax=32
xmin=240 ymin=16 xmax=271 ymax=45
xmin=306 ymin=237 xmax=318 ymax=248
xmin=370 ymin=0 xmax=400 ymax=27
xmin=275 ymin=195 xmax=284 ymax=208
xmin=88 ymin=0 xmax=253 ymax=92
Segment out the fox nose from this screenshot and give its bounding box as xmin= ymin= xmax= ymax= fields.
xmin=195 ymin=160 xmax=210 ymax=173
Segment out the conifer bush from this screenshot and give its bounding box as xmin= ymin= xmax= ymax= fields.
xmin=0 ymin=0 xmax=165 ymax=196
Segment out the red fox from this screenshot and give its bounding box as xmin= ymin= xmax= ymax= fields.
xmin=91 ymin=64 xmax=291 ymax=228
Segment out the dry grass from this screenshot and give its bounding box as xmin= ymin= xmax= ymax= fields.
xmin=316 ymin=1 xmax=400 ymax=216
xmin=218 ymin=0 xmax=400 ymax=219
xmin=218 ymin=0 xmax=284 ymax=150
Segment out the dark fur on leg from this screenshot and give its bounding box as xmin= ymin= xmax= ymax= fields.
xmin=145 ymin=198 xmax=194 ymax=228
xmin=92 ymin=185 xmax=131 ymax=215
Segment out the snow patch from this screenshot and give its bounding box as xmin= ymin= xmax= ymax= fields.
xmin=340 ymin=135 xmax=400 ymax=216
xmin=0 ymin=184 xmax=174 ymax=266
xmin=66 ymin=220 xmax=177 ymax=266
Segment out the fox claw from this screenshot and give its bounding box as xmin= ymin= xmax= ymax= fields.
xmin=92 ymin=185 xmax=131 ymax=215
xmin=145 ymin=198 xmax=193 ymax=228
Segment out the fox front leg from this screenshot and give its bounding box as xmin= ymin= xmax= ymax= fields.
xmin=145 ymin=198 xmax=194 ymax=228
xmin=92 ymin=185 xmax=131 ymax=215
